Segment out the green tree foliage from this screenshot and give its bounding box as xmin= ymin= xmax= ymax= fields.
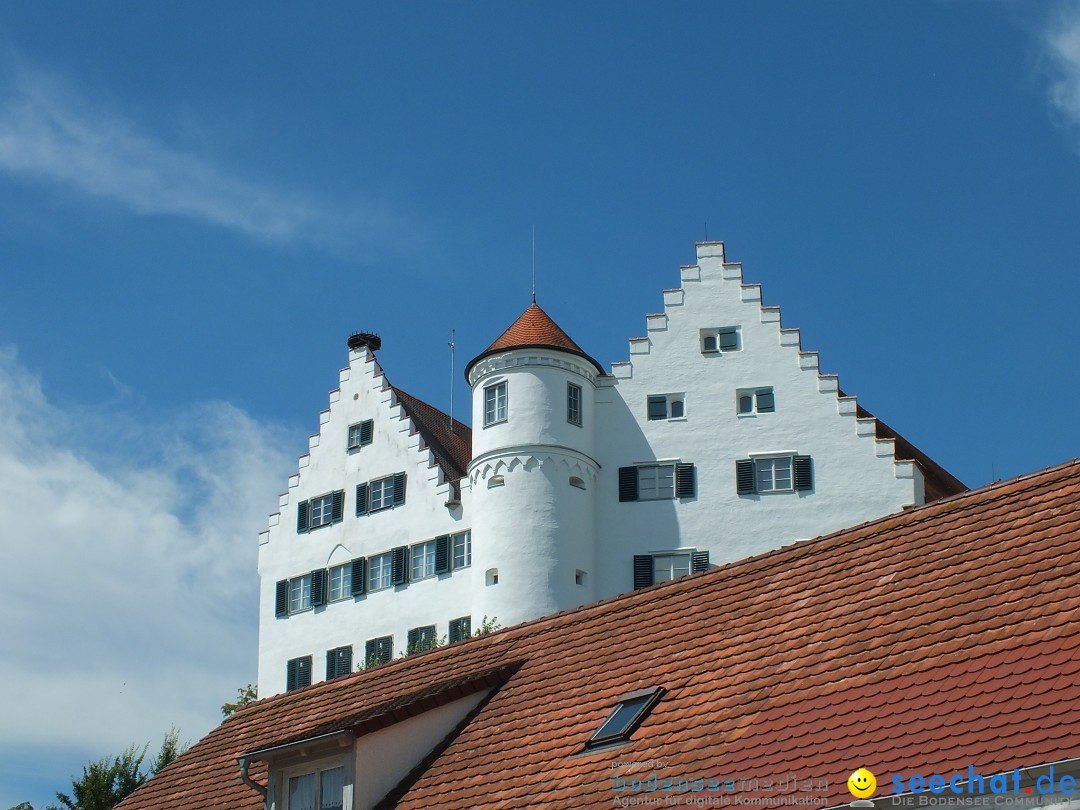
xmin=50 ymin=730 xmax=188 ymax=810
xmin=221 ymin=683 xmax=258 ymax=718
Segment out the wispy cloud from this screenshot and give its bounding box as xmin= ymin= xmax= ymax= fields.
xmin=0 ymin=68 xmax=396 ymax=251
xmin=1042 ymin=2 xmax=1080 ymax=138
xmin=0 ymin=347 xmax=296 ymax=808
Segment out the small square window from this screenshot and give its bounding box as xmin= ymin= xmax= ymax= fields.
xmin=484 ymin=381 xmax=507 ymax=426
xmin=367 ymin=552 xmax=393 ymax=592
xmin=646 ymin=394 xmax=685 ymax=421
xmin=327 ymin=564 xmax=352 ymax=602
xmin=410 ymin=540 xmax=438 ymax=581
xmin=701 ymin=327 xmax=740 ymax=354
xmin=452 ymin=531 xmax=471 ymax=569
xmin=567 ymin=382 xmax=582 ymax=426
xmin=737 ymin=387 xmax=775 ymax=415
xmin=347 ymin=419 xmax=373 ymax=450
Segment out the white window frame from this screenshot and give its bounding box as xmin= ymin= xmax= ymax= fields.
xmin=452 ymin=530 xmax=471 ymax=569
xmin=484 ymin=381 xmax=507 ymax=426
xmin=652 ymin=553 xmax=692 ymax=583
xmin=288 ymin=573 xmax=313 ymax=613
xmin=410 ymin=539 xmax=437 ymax=581
xmin=567 ymin=382 xmax=582 ymax=426
xmin=369 ymin=475 xmax=395 ymax=512
xmin=367 ymin=552 xmax=393 ymax=592
xmin=737 ymin=387 xmax=775 ymax=416
xmin=281 ymin=755 xmax=350 ymax=810
xmin=327 ymin=563 xmax=351 ymax=602
xmin=637 ymin=463 xmax=676 ymax=500
xmin=755 ymin=456 xmax=794 ymax=493
xmin=646 ymin=394 xmax=685 ymax=421
xmin=309 ymin=494 xmax=335 ymax=528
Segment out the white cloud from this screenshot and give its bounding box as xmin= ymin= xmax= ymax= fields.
xmin=0 ymin=347 xmax=296 ymax=806
xmin=1043 ymin=2 xmax=1080 ymax=135
xmin=0 ymin=68 xmax=396 ymax=251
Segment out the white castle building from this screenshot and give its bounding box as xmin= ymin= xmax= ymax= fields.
xmin=256 ymin=241 xmax=964 ymax=696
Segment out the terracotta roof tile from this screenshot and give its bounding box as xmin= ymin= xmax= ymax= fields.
xmin=391 ymin=387 xmax=471 ymax=480
xmin=120 ymin=459 xmax=1080 ymax=810
xmin=464 ymin=303 xmax=604 ymax=377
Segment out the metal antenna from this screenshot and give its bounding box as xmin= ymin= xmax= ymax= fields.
xmin=704 ymin=220 xmax=708 ymax=241
xmin=448 ymin=329 xmax=456 ymax=433
xmin=531 ymin=224 xmax=536 ymax=304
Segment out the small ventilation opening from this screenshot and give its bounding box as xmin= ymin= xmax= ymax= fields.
xmin=486 ymin=568 xmax=499 ymax=586
xmin=575 ymin=570 xmax=587 ymax=585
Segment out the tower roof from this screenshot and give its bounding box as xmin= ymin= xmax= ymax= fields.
xmin=465 ymin=303 xmax=605 ymax=378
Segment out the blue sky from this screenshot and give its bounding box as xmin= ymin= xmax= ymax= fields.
xmin=1 ymin=2 xmax=1079 ymax=808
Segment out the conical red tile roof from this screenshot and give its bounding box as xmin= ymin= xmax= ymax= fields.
xmin=465 ymin=303 xmax=604 ymax=377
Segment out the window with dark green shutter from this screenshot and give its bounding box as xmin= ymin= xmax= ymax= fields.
xmin=286 ymin=655 xmax=312 ymax=691
xmin=675 ymin=463 xmax=695 ymax=498
xmin=407 ymin=625 xmax=436 ymax=655
xmin=275 ymin=580 xmax=289 ymax=617
xmin=364 ymin=636 xmax=392 ymax=666
xmin=619 ymin=467 xmax=638 ymax=502
xmin=718 ymin=328 xmax=739 ymax=351
xmin=356 ymin=482 xmax=369 ymax=516
xmin=793 ymin=455 xmax=813 ymax=491
xmin=434 ymin=535 xmax=451 ymax=575
xmin=736 ymin=459 xmax=756 ymax=494
xmin=310 ymin=569 xmax=327 ymax=607
xmin=633 ymin=555 xmax=654 ymax=590
xmin=647 ymin=396 xmax=668 ymax=421
xmin=393 ymin=472 xmax=407 ymax=506
xmin=756 ymin=389 xmax=775 ymax=413
xmin=449 ymin=616 xmax=471 ymax=643
xmin=330 ymin=490 xmax=344 ymax=523
xmin=391 ymin=546 xmax=408 ymax=586
xmin=326 ymin=646 xmax=352 ymax=679
xmin=297 ymin=500 xmax=310 ymax=533
xmin=350 ymin=558 xmax=366 ymax=596
xmin=347 ymin=419 xmax=373 ymax=450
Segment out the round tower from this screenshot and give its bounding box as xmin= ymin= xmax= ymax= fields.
xmin=465 ymin=303 xmax=604 ymax=629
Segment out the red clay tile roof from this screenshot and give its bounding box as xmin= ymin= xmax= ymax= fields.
xmin=119 ymin=459 xmax=1080 ymax=810
xmin=464 ymin=303 xmax=605 ymax=378
xmin=392 ymin=387 xmax=472 ymax=480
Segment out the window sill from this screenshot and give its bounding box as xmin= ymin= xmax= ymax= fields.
xmin=482 ymin=419 xmax=508 ymax=429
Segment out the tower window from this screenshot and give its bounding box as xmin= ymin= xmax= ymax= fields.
xmin=567 ymin=382 xmax=582 ymax=426
xmin=486 ymin=568 xmax=499 ymax=586
xmin=484 ymin=381 xmax=507 ymax=426
xmin=585 ymin=687 xmax=666 ymax=748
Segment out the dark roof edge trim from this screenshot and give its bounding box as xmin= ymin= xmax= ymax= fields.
xmin=465 ymin=343 xmax=606 ymax=380
xmin=238 ymin=729 xmax=353 ymax=763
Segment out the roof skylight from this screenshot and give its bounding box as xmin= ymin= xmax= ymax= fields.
xmin=586 ymin=687 xmax=665 ymax=748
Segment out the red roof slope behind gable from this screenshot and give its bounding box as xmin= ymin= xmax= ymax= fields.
xmin=120 ymin=459 xmax=1080 ymax=810
xmin=392 ymin=387 xmax=472 ymax=480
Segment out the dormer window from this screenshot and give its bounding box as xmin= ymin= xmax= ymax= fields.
xmin=585 ymin=687 xmax=666 ymax=748
xmin=288 ymin=765 xmax=345 ymax=810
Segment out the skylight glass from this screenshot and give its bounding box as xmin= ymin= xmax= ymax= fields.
xmin=586 ymin=688 xmax=665 ymax=748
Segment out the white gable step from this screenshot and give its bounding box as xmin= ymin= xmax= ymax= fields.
xmin=818 ymin=374 xmax=839 ymax=394
xmin=329 ymin=389 xmax=340 ymax=404
xmin=297 ymin=455 xmax=309 ymax=469
xmin=741 ymin=284 xmax=762 ymax=303
xmin=695 ymin=241 xmax=725 ymax=261
xmin=722 ymin=261 xmax=743 ymax=281
xmin=259 ymin=529 xmax=270 ymax=546
xmin=856 ymin=417 xmax=878 ymax=437
xmin=780 ymin=328 xmax=801 ymax=348
xmin=646 ymin=313 xmax=667 ymax=331
xmin=760 ymin=306 xmax=781 ymax=324
xmin=680 ymin=264 xmax=701 ymax=283
xmin=893 ymin=460 xmax=915 ymax=480
xmin=876 ymin=438 xmax=897 ymax=458
xmin=837 ymin=396 xmax=857 ymax=416
xmin=610 ymin=361 xmax=633 ymax=379
xmin=309 ymin=433 xmax=320 ymax=449
xmin=319 ymin=409 xmax=330 ymax=425
xmin=663 ymin=288 xmax=684 ymax=307
xmin=339 ymin=367 xmax=351 ymax=383
xmin=629 ymin=337 xmax=650 ymax=355
xmin=288 ymin=474 xmax=300 ymax=488
xmin=798 ymin=351 xmax=819 ymax=370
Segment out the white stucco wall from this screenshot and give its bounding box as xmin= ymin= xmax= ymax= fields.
xmin=257 ymin=347 xmax=475 ymax=696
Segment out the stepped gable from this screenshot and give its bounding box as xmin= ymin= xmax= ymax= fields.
xmin=465 ymin=302 xmax=605 ymax=377
xmin=392 ymin=387 xmax=472 ymax=480
xmin=121 ymin=459 xmax=1080 ymax=810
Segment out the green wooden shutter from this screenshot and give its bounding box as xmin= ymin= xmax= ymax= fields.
xmin=350 ymin=558 xmax=366 ymax=596
xmin=296 ymin=656 xmax=311 ymax=688
xmin=793 ymin=455 xmax=813 ymax=491
xmin=434 ymin=535 xmax=451 ymax=574
xmin=286 ymin=658 xmax=298 ymax=691
xmin=675 ymin=463 xmax=696 ymax=498
xmin=619 ymin=467 xmax=639 ymax=502
xmin=647 ymin=396 xmax=667 ymax=420
xmin=736 ymin=459 xmax=756 ymax=494
xmin=633 ymin=555 xmax=654 ymax=590
xmin=407 ymin=627 xmax=419 ymax=654
xmin=364 ymin=639 xmax=376 ymax=665
xmin=391 ymin=546 xmax=408 ymax=585
xmin=393 ymin=472 xmax=407 ymax=505
xmin=449 ymin=616 xmax=471 ymax=643
xmin=330 ymin=490 xmax=344 ymax=523
xmin=325 ymin=649 xmax=335 ymax=680
xmin=691 ymin=550 xmax=710 ymax=572
xmin=310 ymin=569 xmax=327 ymax=607
xmin=296 ymin=500 xmax=310 ymax=533
xmin=360 ymin=419 xmax=373 ymax=446
xmin=275 ymin=580 xmax=289 ymax=617
xmin=356 ymin=483 xmax=369 ymax=516
xmin=756 ymin=390 xmax=775 ymax=413
xmin=719 ymin=329 xmax=738 ymax=351
xmin=376 ymin=637 xmax=392 ymax=663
